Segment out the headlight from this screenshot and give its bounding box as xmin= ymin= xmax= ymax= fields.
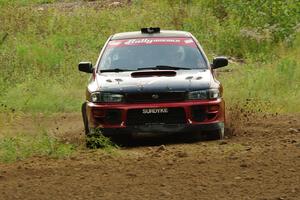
xmin=187 ymin=89 xmax=220 ymax=100
xmin=90 ymin=92 xmax=124 ymax=103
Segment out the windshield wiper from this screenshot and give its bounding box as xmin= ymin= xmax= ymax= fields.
xmin=137 ymin=65 xmax=191 ymax=70
xmin=100 ymin=66 xmax=192 ymax=73
xmin=100 ymin=68 xmax=133 ymax=73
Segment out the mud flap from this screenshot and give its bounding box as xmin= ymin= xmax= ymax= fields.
xmin=204 ymin=123 xmax=225 ymax=140
xmin=81 ymin=102 xmax=89 ymax=135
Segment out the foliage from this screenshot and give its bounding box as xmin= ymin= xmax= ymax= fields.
xmin=215 ymin=0 xmax=300 ymax=43
xmin=0 ymin=0 xmax=299 ymax=113
xmin=0 ymin=132 xmax=75 ymax=162
xmin=0 ymin=0 xmax=58 ymax=6
xmin=86 ymin=129 xmax=119 ymax=150
xmin=220 ymin=35 xmax=300 ymax=113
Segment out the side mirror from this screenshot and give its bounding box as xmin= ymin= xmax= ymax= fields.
xmin=211 ymin=57 xmax=228 ymax=69
xmin=78 ymin=62 xmax=93 ymax=73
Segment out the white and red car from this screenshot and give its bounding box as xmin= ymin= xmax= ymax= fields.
xmin=79 ymin=27 xmax=228 ymax=145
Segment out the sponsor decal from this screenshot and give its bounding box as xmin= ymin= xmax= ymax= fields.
xmin=124 ymin=38 xmax=180 ymax=45
xmin=184 ymin=39 xmax=194 ymax=44
xmin=142 ymin=108 xmax=169 ymax=114
xmin=107 ymin=38 xmax=197 ymax=48
xmin=109 ymin=41 xmax=122 ymax=46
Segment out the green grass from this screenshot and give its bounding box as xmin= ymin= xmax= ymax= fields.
xmin=0 ymin=0 xmax=61 ymax=6
xmin=0 ymin=132 xmax=75 ymax=162
xmin=221 ymin=35 xmax=300 ymax=113
xmin=1 ymin=78 xmax=83 ymax=113
xmin=0 ymin=0 xmax=299 ymax=114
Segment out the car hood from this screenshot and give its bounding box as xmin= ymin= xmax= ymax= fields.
xmin=93 ymin=69 xmax=214 ymax=93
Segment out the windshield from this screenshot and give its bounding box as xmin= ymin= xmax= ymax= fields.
xmin=98 ymin=38 xmax=207 ymax=72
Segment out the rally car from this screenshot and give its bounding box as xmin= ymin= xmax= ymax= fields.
xmin=79 ymin=27 xmax=228 ymax=145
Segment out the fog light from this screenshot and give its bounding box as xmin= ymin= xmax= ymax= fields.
xmin=208 ymin=105 xmax=219 ymax=112
xmin=93 ymin=109 xmax=105 ymax=117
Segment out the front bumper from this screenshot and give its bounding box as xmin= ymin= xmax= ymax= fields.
xmin=85 ymin=99 xmax=225 ymax=135
xmin=95 ymin=123 xmax=224 ymax=136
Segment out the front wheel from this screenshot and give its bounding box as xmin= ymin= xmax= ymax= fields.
xmin=202 ymin=122 xmax=225 ymax=140
xmin=203 ymin=127 xmax=225 ymax=140
xmin=81 ymin=102 xmax=90 ymax=135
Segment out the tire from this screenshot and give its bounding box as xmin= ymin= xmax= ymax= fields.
xmin=81 ymin=102 xmax=90 ymax=135
xmin=203 ymin=126 xmax=225 ymax=140
xmin=81 ymin=102 xmax=99 ymax=148
xmin=109 ymin=134 xmax=132 ymax=146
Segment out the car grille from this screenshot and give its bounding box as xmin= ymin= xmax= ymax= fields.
xmin=191 ymin=106 xmax=217 ymax=122
xmin=191 ymin=106 xmax=207 ymax=122
xmin=105 ymin=109 xmax=122 ymax=125
xmin=126 ymin=107 xmax=186 ymax=125
xmin=125 ymin=92 xmax=186 ymax=103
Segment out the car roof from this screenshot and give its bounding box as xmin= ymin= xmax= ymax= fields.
xmin=111 ymin=30 xmax=192 ymax=40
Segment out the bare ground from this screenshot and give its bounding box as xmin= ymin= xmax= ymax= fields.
xmin=0 ymin=112 xmax=299 ymax=200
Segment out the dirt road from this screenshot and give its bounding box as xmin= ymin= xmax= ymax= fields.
xmin=0 ymin=113 xmax=299 ymax=200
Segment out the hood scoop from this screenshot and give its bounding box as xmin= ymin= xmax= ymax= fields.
xmin=131 ymin=70 xmax=176 ymax=78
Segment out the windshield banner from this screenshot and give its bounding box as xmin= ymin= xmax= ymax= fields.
xmin=107 ymin=38 xmax=197 ymax=48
